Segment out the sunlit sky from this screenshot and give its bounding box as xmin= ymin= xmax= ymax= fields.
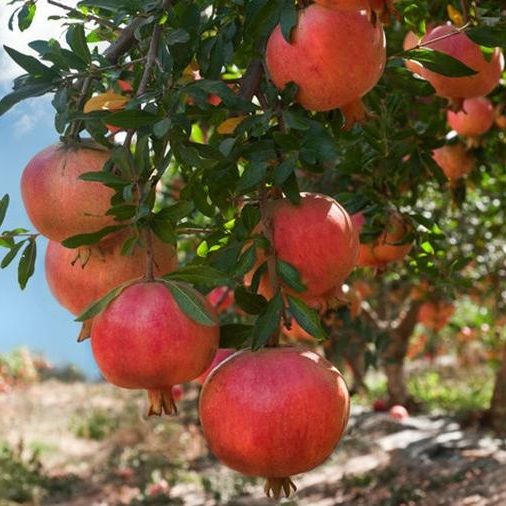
xmin=0 ymin=1 xmax=99 ymax=376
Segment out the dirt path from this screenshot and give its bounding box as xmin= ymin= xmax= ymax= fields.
xmin=1 ymin=381 xmax=505 ymax=505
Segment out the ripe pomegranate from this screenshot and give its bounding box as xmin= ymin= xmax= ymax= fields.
xmin=206 ymin=286 xmax=234 ymax=313
xmin=91 ymin=281 xmax=219 ymax=415
xmin=447 ymin=96 xmax=495 ymax=137
xmin=373 ymin=399 xmax=387 ymax=412
xmin=200 ymin=347 xmax=350 ymax=497
xmin=353 ymin=212 xmax=413 ymax=268
xmin=418 ymin=300 xmax=455 ymax=331
xmin=171 ymin=384 xmax=184 ymax=402
xmin=265 ymin=5 xmax=386 ymax=115
xmin=389 ymin=405 xmax=409 ymax=421
xmin=196 ymin=348 xmax=235 ymax=385
xmin=45 ymin=234 xmax=177 ymax=315
xmin=419 ymin=25 xmax=503 ymax=101
xmin=21 ymin=143 xmax=115 ymax=242
xmin=432 ymin=144 xmax=474 ymax=180
xmin=403 ymin=31 xmax=423 ymax=74
xmin=312 ymin=0 xmax=395 ymax=24
xmin=117 ymin=79 xmax=133 ymax=93
xmin=245 ymin=193 xmax=358 ymax=300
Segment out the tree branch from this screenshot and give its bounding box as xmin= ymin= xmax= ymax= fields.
xmin=239 ymin=59 xmax=264 ymax=101
xmin=47 ymin=0 xmax=116 ymax=29
xmin=104 ymin=17 xmax=146 ymax=64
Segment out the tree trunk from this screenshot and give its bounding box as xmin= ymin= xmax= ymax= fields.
xmin=383 ymin=333 xmax=410 ymax=406
xmin=490 ymin=343 xmax=506 ymax=435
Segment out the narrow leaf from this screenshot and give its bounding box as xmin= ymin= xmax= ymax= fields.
xmin=251 ymin=292 xmax=283 ymax=350
xmin=62 ymin=225 xmax=127 ymax=248
xmin=405 ymin=48 xmax=477 ymax=77
xmin=287 ymin=295 xmax=327 ymax=341
xmin=17 ymin=240 xmax=37 ymax=289
xmin=0 ymin=194 xmax=9 ymax=228
xmin=164 ymin=265 xmax=230 ymax=286
xmin=276 ymin=259 xmax=306 ymax=292
xmin=220 ymin=324 xmax=252 ymax=348
xmin=1 ymin=241 xmax=25 ymax=269
xmin=234 ymin=285 xmax=267 ymax=315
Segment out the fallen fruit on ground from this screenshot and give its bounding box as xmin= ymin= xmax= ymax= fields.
xmin=91 ymin=281 xmax=219 ymax=415
xmin=45 ymin=233 xmax=177 ymax=315
xmin=21 ymin=142 xmax=115 ymax=242
xmin=199 ymin=347 xmax=350 ymax=499
xmin=389 ymin=405 xmax=409 ymax=421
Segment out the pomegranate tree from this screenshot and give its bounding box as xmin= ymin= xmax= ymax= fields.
xmin=91 ymin=281 xmax=219 ymax=415
xmin=447 ymin=97 xmax=495 ymax=137
xmin=45 ymin=233 xmax=177 ymax=315
xmin=199 ymin=347 xmax=350 ymax=498
xmin=266 ymin=4 xmax=385 ymax=125
xmin=21 ymin=142 xmax=115 ymax=242
xmin=419 ymin=25 xmax=503 ymax=102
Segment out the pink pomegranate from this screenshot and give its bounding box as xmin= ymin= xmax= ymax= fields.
xmin=91 ymin=281 xmax=219 ymax=415
xmin=447 ymin=96 xmax=495 ymax=137
xmin=45 ymin=234 xmax=177 ymax=315
xmin=432 ymin=144 xmax=474 ymax=180
xmin=21 ymin=143 xmax=115 ymax=241
xmin=265 ymin=5 xmax=386 ymax=112
xmin=206 ymin=286 xmax=234 ymax=313
xmin=245 ymin=193 xmax=358 ymax=300
xmin=200 ymin=347 xmax=350 ymax=497
xmin=419 ymin=25 xmax=503 ymax=101
xmin=353 ymin=212 xmax=413 ymax=268
xmin=195 ymin=348 xmax=236 ymax=385
xmin=403 ymin=31 xmax=423 ymax=74
xmin=389 ymin=405 xmax=409 ymax=421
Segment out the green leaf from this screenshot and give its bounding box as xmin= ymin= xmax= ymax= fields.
xmin=164 ymin=281 xmax=217 ymax=326
xmin=18 ymin=2 xmax=36 ymax=31
xmin=273 ymin=153 xmax=297 ymax=186
xmin=156 ymin=201 xmax=195 ymax=223
xmin=234 ymin=285 xmax=267 ymax=315
xmin=0 ymin=81 xmax=55 ymax=116
xmin=420 ymin=241 xmax=435 ymax=254
xmin=105 ymin=110 xmax=161 ymax=128
xmin=276 ymin=259 xmax=306 ymax=292
xmin=237 ymin=162 xmax=268 ymax=192
xmin=1 ymin=241 xmax=25 ymax=269
xmin=220 ymin=324 xmax=252 ymax=348
xmin=76 ymin=279 xmax=135 ymax=322
xmin=17 ymin=240 xmax=37 ymax=290
xmin=0 ymin=194 xmax=9 ymax=228
xmin=62 ymin=225 xmax=127 ymax=248
xmin=79 ymin=171 xmax=127 ymax=186
xmin=287 ymin=295 xmax=327 ymax=341
xmin=164 ymin=265 xmax=230 ymax=286
xmin=3 ymin=45 xmax=57 ymax=77
xmin=404 ymin=48 xmax=477 ymax=77
xmin=166 ymin=28 xmax=190 ymax=45
xmin=467 ymin=26 xmax=506 ymax=48
xmin=234 ymin=245 xmax=257 ymax=277
xmin=241 ymin=204 xmax=261 ymax=232
xmin=280 ymin=0 xmax=297 ymax=43
xmin=151 ymin=219 xmax=176 ymax=244
xmin=66 ymin=24 xmax=91 ymax=63
xmin=251 ymin=292 xmax=283 ymax=350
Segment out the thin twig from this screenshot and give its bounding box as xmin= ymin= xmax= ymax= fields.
xmin=68 ymin=75 xmax=93 ymax=139
xmin=47 ymin=0 xmax=116 ymax=29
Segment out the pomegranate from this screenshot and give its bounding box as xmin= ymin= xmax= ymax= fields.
xmin=418 ymin=300 xmax=455 ymax=331
xmin=45 ymin=233 xmax=177 ymax=315
xmin=432 ymin=144 xmax=474 ymax=180
xmin=265 ymin=5 xmax=386 ymax=114
xmin=373 ymin=399 xmax=388 ymax=412
xmin=389 ymin=405 xmax=409 ymax=421
xmin=172 ymin=384 xmax=184 ymax=402
xmin=245 ymin=193 xmax=358 ymax=300
xmin=206 ymin=286 xmax=234 ymax=313
xmin=200 ymin=347 xmax=350 ymax=497
xmin=91 ymin=281 xmax=219 ymax=415
xmin=353 ymin=212 xmax=413 ymax=268
xmin=419 ymin=25 xmax=503 ymax=101
xmin=195 ymin=348 xmax=235 ymax=385
xmin=21 ymin=143 xmax=115 ymax=242
xmin=447 ymin=96 xmax=495 ymax=137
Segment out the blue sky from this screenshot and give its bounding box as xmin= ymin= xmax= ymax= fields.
xmin=0 ymin=2 xmax=99 ymax=376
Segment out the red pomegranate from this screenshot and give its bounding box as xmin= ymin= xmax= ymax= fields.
xmin=418 ymin=300 xmax=455 ymax=331
xmin=206 ymin=286 xmax=234 ymax=313
xmin=245 ymin=193 xmax=358 ymax=300
xmin=91 ymin=281 xmax=219 ymax=415
xmin=21 ymin=143 xmax=115 ymax=241
xmin=171 ymin=384 xmax=184 ymax=402
xmin=419 ymin=25 xmax=503 ymax=101
xmin=45 ymin=233 xmax=177 ymax=315
xmin=447 ymin=96 xmax=495 ymax=137
xmin=265 ymin=5 xmax=385 ymax=114
xmin=432 ymin=144 xmax=474 ymax=180
xmin=200 ymin=347 xmax=350 ymax=497
xmin=314 ymin=0 xmax=395 ymax=22
xmin=353 ymin=212 xmax=413 ymax=268
xmin=195 ymin=348 xmax=235 ymax=385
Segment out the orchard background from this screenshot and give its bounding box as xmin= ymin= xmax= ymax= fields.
xmin=0 ymin=0 xmax=505 ymax=504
